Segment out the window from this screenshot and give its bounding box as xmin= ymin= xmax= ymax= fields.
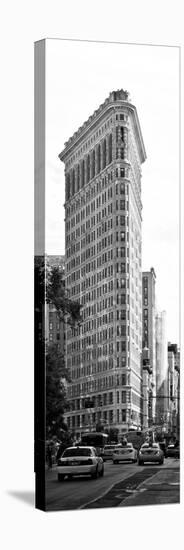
xmin=86 ymin=155 xmax=90 ymax=183
xmin=97 ymin=144 xmax=101 ymax=174
xmin=122 ymin=391 xmax=126 ymax=403
xmin=102 ymin=139 xmax=107 ymax=169
xmin=120 ymin=215 xmax=125 ymax=225
xmin=121 ymin=410 xmax=126 ymax=422
xmin=109 ymin=410 xmax=113 ymax=423
xmin=121 ymin=127 xmax=124 ymax=141
xmin=91 ymin=149 xmax=95 ymax=178
xmin=72 ymin=169 xmax=75 ymax=195
xmin=108 ymin=134 xmax=112 ymax=163
xmin=120 ymin=200 xmax=125 ymax=210
xmin=120 ymin=183 xmax=125 ymax=193
xmin=109 ymin=392 xmax=113 ymax=404
xmin=121 ymin=374 xmax=126 ymax=386
xmin=81 ymin=160 xmax=85 ymax=187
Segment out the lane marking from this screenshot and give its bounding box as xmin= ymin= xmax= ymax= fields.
xmin=78 ymin=468 xmax=141 ymax=510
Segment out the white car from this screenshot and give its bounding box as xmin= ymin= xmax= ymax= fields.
xmin=57 ymin=446 xmax=104 ymax=481
xmin=138 ymin=442 xmax=164 ymax=465
xmin=112 ymin=443 xmax=138 ymax=464
xmin=102 ymin=444 xmax=121 ymax=461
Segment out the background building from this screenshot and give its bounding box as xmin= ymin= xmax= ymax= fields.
xmin=46 ymin=255 xmax=65 ymax=351
xmin=142 ymin=268 xmax=156 ymax=428
xmin=167 ymin=343 xmax=180 ymax=438
xmin=155 ymin=310 xmax=168 ymax=430
xmin=59 ymin=89 xmax=146 ymax=438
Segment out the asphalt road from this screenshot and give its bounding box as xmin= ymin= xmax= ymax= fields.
xmin=45 ymin=457 xmax=179 ymax=512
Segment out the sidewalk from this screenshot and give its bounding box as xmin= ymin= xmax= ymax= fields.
xmin=119 ymin=467 xmax=180 ymax=507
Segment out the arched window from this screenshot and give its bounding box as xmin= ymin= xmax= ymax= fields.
xmin=102 ymin=139 xmax=107 ymax=169
xmin=81 ymin=160 xmax=85 ymax=187
xmin=108 ymin=134 xmax=112 ymax=164
xmin=97 ymin=144 xmax=101 ymax=174
xmin=91 ymin=149 xmax=95 ymax=179
xmin=86 ymin=154 xmax=90 ymax=183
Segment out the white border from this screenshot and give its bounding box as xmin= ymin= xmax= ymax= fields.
xmin=1 ymin=1 xmax=183 ymax=549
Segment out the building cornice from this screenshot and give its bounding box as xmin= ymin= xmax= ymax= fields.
xmin=59 ymin=90 xmax=146 ymax=165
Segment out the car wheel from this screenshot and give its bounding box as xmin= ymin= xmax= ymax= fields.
xmin=99 ymin=465 xmax=104 ymax=477
xmin=68 ymin=474 xmax=73 ymax=480
xmin=58 ymin=473 xmax=64 ymax=482
xmin=138 ymin=460 xmax=143 ymax=466
xmin=113 ymin=460 xmax=118 ymax=464
xmin=159 ymin=459 xmax=164 ymax=465
xmin=91 ymin=466 xmax=98 ymax=479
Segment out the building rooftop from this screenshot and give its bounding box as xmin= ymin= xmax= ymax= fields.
xmin=63 ymin=89 xmax=129 ymax=148
xmin=59 ymin=88 xmax=146 ymax=165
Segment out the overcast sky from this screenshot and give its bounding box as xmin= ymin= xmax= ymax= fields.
xmin=45 ymin=39 xmax=179 ymax=345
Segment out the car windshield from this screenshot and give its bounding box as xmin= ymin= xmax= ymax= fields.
xmin=62 ymin=448 xmax=93 ymax=457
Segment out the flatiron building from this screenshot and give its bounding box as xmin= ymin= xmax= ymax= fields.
xmin=59 ymin=89 xmax=146 ymax=438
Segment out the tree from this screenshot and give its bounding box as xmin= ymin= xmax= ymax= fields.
xmin=45 ymin=262 xmax=82 ymax=438
xmin=46 ymin=343 xmax=70 ymax=439
xmin=35 ymin=257 xmax=82 ymax=440
xmin=46 ymin=263 xmax=82 ymax=326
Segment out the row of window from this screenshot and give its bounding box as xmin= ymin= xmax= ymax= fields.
xmin=68 ymin=356 xmax=128 ymax=372
xmin=66 ymin=171 xmax=114 ymax=218
xmin=67 ymin=409 xmax=127 ymax=428
xmin=69 ymin=389 xmax=130 ymax=410
xmin=66 ymin=168 xmax=129 ymax=224
xmin=67 ymin=337 xmax=128 ymax=356
xmin=68 ymin=308 xmax=127 ymax=337
xmin=66 ymin=135 xmax=113 ymax=199
xmin=66 ymin=112 xmax=128 ymax=169
xmin=68 ymin=375 xmax=115 ymax=397
xmin=66 ymin=116 xmax=115 ymax=168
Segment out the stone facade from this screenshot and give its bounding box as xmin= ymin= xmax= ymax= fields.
xmin=59 ymin=90 xmax=146 ymax=437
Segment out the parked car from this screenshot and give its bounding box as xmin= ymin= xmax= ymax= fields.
xmin=112 ymin=443 xmax=138 ymax=464
xmin=57 ymin=446 xmax=104 ymax=481
xmin=138 ymin=442 xmax=164 ymax=465
xmin=102 ymin=444 xmax=120 ymax=461
xmin=166 ymin=442 xmax=180 ymax=459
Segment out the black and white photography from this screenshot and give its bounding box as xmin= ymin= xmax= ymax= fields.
xmin=35 ymin=38 xmax=180 ymax=512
